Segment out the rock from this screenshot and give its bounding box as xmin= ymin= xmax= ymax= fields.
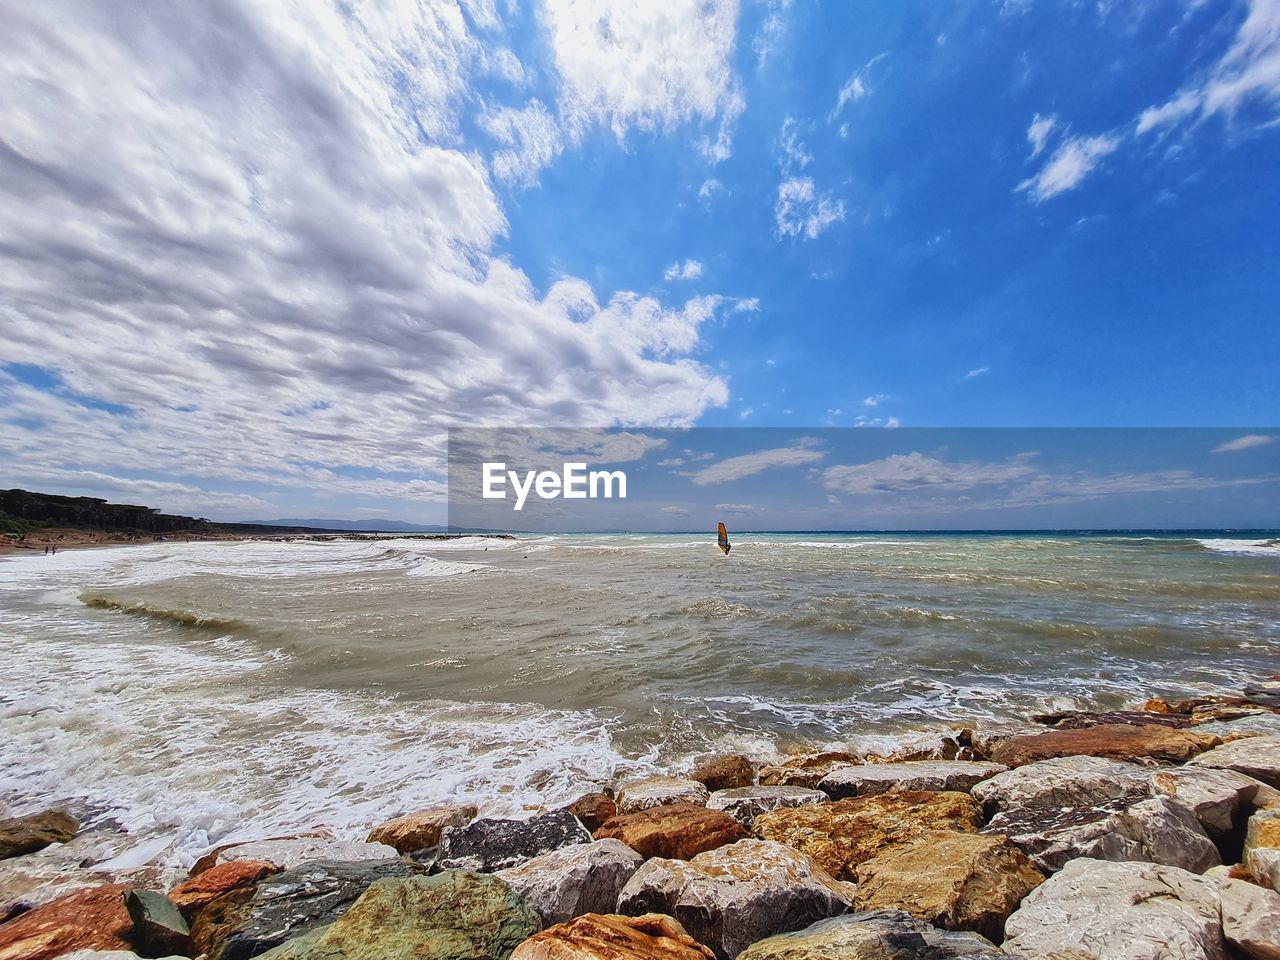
xmin=615 ymin=778 xmax=710 ymax=814
xmin=510 ymin=913 xmax=715 ymax=960
xmin=255 ymin=871 xmax=540 ymax=960
xmin=1220 ymin=878 xmax=1280 ymax=960
xmin=190 ymin=833 xmax=332 ymax=875
xmin=988 ymin=723 xmax=1219 ymax=767
xmin=852 ymin=831 xmax=1043 ymax=941
xmin=1194 ymin=715 xmax=1280 ymax=741
xmin=0 ymin=884 xmax=134 ymax=960
xmin=818 ymin=761 xmax=1006 ymax=799
xmin=0 ymin=811 xmax=79 ymax=860
xmin=495 ymin=840 xmax=643 ymax=926
xmin=1155 ymin=694 xmax=1280 ymax=716
xmin=968 ymin=723 xmax=1043 ymax=761
xmin=1032 ymin=709 xmax=1194 ymax=729
xmin=752 ymin=791 xmax=982 ymax=881
xmin=705 ymin=786 xmax=826 ymax=828
xmin=1247 ymin=809 xmax=1280 ymax=862
xmin=984 ymin=794 xmax=1221 ymax=874
xmin=735 ymin=911 xmax=1007 ymax=960
xmin=203 ymin=857 xmax=423 ymax=960
xmin=1250 ymin=848 xmax=1280 ymax=890
xmin=200 ymin=837 xmax=396 ymax=873
xmin=1150 ymin=767 xmax=1271 ymax=836
xmin=1190 ymin=737 xmax=1280 ymax=788
xmin=970 ymin=755 xmax=1153 ymax=815
xmin=167 ymin=859 xmax=279 ymax=917
xmin=1002 ymin=858 xmax=1226 ymax=960
xmin=124 ymin=891 xmax=188 ymax=958
xmin=366 ymin=804 xmax=477 ymax=854
xmin=594 ymin=804 xmax=747 ymax=861
xmin=616 ymin=839 xmax=854 ymax=960
xmin=759 ymin=753 xmax=865 ymax=789
xmin=564 ymin=794 xmax=616 ymax=833
xmin=436 ymin=808 xmax=592 ymax=872
xmin=858 ymin=732 xmax=966 ymax=763
xmin=687 ymin=755 xmax=757 ymax=792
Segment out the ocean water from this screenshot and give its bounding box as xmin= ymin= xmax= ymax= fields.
xmin=1 ymin=532 xmax=1278 ymax=868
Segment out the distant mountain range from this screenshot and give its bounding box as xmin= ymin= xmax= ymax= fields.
xmin=259 ymin=518 xmax=447 ymax=532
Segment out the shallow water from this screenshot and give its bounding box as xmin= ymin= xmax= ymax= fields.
xmin=1 ymin=532 xmax=1277 ymax=867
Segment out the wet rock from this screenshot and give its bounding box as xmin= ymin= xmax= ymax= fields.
xmin=819 ymin=761 xmax=1006 ymax=799
xmin=1152 ymin=694 xmax=1280 ymax=716
xmin=509 ymin=913 xmax=715 ymax=960
xmin=705 ymin=786 xmax=826 ymax=828
xmin=124 ymin=891 xmax=188 ymax=958
xmin=852 ymin=831 xmax=1043 ymax=941
xmin=1002 ymin=858 xmax=1226 ymax=960
xmin=1194 ymin=714 xmax=1280 ymax=741
xmin=988 ymin=723 xmax=1219 ymax=767
xmin=616 ymin=839 xmax=854 ymax=960
xmin=1150 ymin=767 xmax=1273 ymax=837
xmin=735 ymin=911 xmax=1007 ymax=960
xmin=752 ymin=791 xmax=982 ymax=882
xmin=615 ymin=778 xmax=710 ymax=814
xmin=856 ymin=732 xmax=967 ymax=763
xmin=970 ymin=755 xmax=1153 ymax=815
xmin=1247 ymin=809 xmax=1280 ymax=862
xmin=0 ymin=884 xmax=134 ymax=960
xmin=190 ymin=833 xmax=332 ymax=875
xmin=1220 ymin=878 xmax=1280 ymax=960
xmin=984 ymin=794 xmax=1221 ymax=873
xmin=0 ymin=810 xmax=79 ymax=860
xmin=594 ymin=804 xmax=747 ymax=861
xmin=367 ymin=804 xmax=477 ymax=854
xmin=759 ymin=753 xmax=865 ymax=789
xmin=167 ymin=859 xmax=279 ymax=917
xmin=255 ymin=871 xmax=540 ymax=960
xmin=1190 ymin=737 xmax=1280 ymax=788
xmin=495 ymin=839 xmax=643 ymax=926
xmin=1032 ymin=709 xmax=1194 ymax=729
xmin=564 ymin=794 xmax=616 ymax=833
xmin=203 ymin=857 xmax=422 ymax=960
xmin=687 ymin=755 xmax=757 ymax=792
xmin=201 ymin=837 xmax=396 ymax=873
xmin=437 ymin=808 xmax=592 ymax=872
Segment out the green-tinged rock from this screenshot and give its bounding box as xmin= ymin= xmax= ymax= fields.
xmin=124 ymin=890 xmax=189 ymax=958
xmin=258 ymin=871 xmax=540 ymax=960
xmin=735 ymin=911 xmax=1007 ymax=960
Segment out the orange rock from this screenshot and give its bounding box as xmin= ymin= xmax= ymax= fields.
xmin=0 ymin=883 xmax=133 ymax=960
xmin=989 ymin=724 xmax=1219 ymax=767
xmin=687 ymin=755 xmax=756 ymax=792
xmin=366 ymin=804 xmax=477 ymax=853
xmin=758 ymin=753 xmax=863 ymax=788
xmin=594 ymin=804 xmax=747 ymax=860
xmin=510 ymin=912 xmax=715 ymax=960
xmin=565 ymin=794 xmax=617 ymax=833
xmin=167 ymin=858 xmax=279 ymax=917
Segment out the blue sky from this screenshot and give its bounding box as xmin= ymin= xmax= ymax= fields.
xmin=1 ymin=0 xmax=1278 ymax=522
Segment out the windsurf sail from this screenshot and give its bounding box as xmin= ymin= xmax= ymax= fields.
xmin=717 ymin=522 xmax=731 ymax=555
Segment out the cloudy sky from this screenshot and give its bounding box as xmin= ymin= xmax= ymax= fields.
xmin=1 ymin=0 xmax=1278 ymax=523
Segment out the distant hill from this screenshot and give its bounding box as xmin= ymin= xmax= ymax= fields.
xmin=260 ymin=518 xmax=447 ymax=532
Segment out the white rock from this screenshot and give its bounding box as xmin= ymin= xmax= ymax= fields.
xmin=1149 ymin=766 xmax=1271 ymax=836
xmin=495 ymin=838 xmax=643 ymax=926
xmin=1220 ymin=878 xmax=1280 ymax=960
xmin=216 ymin=837 xmax=397 ymax=870
xmin=705 ymin=785 xmax=826 ymax=827
xmin=615 ymin=776 xmax=710 ymax=814
xmin=1188 ymin=737 xmax=1280 ymax=788
xmin=1003 ymin=858 xmax=1227 ymax=960
xmin=817 ymin=760 xmax=1007 ymax=799
xmin=970 ymin=755 xmax=1152 ymax=814
xmin=1249 ymin=848 xmax=1280 ymax=890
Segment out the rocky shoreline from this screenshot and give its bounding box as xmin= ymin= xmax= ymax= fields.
xmin=2 ymin=678 xmax=1279 ymax=960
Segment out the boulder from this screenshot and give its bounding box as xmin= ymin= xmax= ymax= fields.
xmin=594 ymin=805 xmax=747 ymax=861
xmin=1002 ymin=858 xmax=1226 ymax=959
xmin=752 ymin=791 xmax=982 ymax=882
xmin=436 ymin=808 xmax=591 ymax=872
xmin=199 ymin=837 xmax=396 ymax=873
xmin=1032 ymin=709 xmax=1194 ymax=729
xmin=0 ymin=810 xmax=79 ymax=860
xmin=190 ymin=833 xmax=332 ymax=875
xmin=563 ymin=794 xmax=617 ymax=833
xmin=615 ymin=778 xmax=710 ymax=815
xmin=495 ymin=840 xmax=644 ymax=926
xmin=1194 ymin=714 xmax=1280 ymax=741
xmin=852 ymin=831 xmax=1043 ymax=941
xmin=968 ymin=723 xmax=1043 ymax=761
xmin=1190 ymin=737 xmax=1280 ymax=788
xmin=1220 ymin=878 xmax=1280 ymax=960
xmin=970 ymin=755 xmax=1153 ymax=814
xmin=255 ymin=871 xmax=540 ymax=960
xmin=735 ymin=911 xmax=1007 ymax=960
xmin=0 ymin=884 xmax=134 ymax=960
xmin=367 ymin=804 xmax=477 ymax=854
xmin=1247 ymin=809 xmax=1280 ymax=862
xmin=988 ymin=723 xmax=1219 ymax=767
xmin=759 ymin=753 xmax=865 ymax=789
xmin=616 ymin=839 xmax=854 ymax=960
xmin=123 ymin=891 xmax=188 ymax=958
xmin=818 ymin=761 xmax=1006 ymax=800
xmin=1249 ymin=847 xmax=1280 ymax=890
xmin=687 ymin=755 xmax=756 ymax=792
xmin=705 ymin=786 xmax=826 ymax=828
xmin=200 ymin=857 xmax=422 ymax=960
xmin=167 ymin=859 xmax=279 ymax=917
xmin=984 ymin=794 xmax=1221 ymax=873
xmin=857 ymin=732 xmax=966 ymax=763
xmin=510 ymin=913 xmax=714 ymax=960
xmin=1150 ymin=767 xmax=1273 ymax=837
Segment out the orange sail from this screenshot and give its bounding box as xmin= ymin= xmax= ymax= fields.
xmin=717 ymin=522 xmax=731 ymax=555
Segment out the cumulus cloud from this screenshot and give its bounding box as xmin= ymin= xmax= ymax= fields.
xmin=863 ymin=394 xmax=889 ymax=407
xmin=691 ymin=441 xmax=825 ymax=485
xmin=1213 ymin=433 xmax=1277 ymax=453
xmin=484 ymin=99 xmax=563 ymax=186
xmin=1018 ymin=134 xmax=1120 ymax=202
xmin=664 ymin=259 xmax=705 ymax=281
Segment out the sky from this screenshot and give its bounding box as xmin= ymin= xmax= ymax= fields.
xmin=1 ymin=0 xmax=1278 ymax=524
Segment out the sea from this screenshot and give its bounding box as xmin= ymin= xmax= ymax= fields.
xmin=1 ymin=531 xmax=1277 ymax=869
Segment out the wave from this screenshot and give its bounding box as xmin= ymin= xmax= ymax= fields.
xmin=80 ymin=594 xmax=252 ymax=635
xmin=1194 ymin=538 xmax=1280 ymax=558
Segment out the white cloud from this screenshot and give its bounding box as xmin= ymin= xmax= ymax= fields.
xmin=1017 ymin=134 xmax=1121 ymax=202
xmin=483 ymin=99 xmax=563 ymax=186
xmin=1026 ymin=113 xmax=1057 ymax=158
xmin=863 ymin=393 xmax=889 ymax=407
xmin=733 ymin=297 xmax=761 ymax=313
xmin=664 ymin=258 xmax=705 ymax=281
xmin=660 ymin=504 xmax=689 ymax=515
xmin=778 ymin=118 xmax=813 ymax=170
xmin=753 ymin=0 xmax=793 ymax=67
xmin=775 ymin=177 xmax=846 ymax=239
xmin=833 ymin=53 xmax=889 ymax=118
xmin=965 ymin=366 xmax=991 ymax=380
xmin=715 ymin=502 xmax=755 ymax=515
xmin=822 ymin=452 xmax=1039 ymax=495
xmin=691 ymin=442 xmax=825 ymax=485
xmin=739 ymin=407 xmax=754 ymax=420
xmin=1212 ymin=433 xmax=1278 ymax=453
xmin=698 ymin=177 xmax=724 ymax=201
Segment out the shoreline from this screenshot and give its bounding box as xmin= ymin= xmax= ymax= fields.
xmin=0 ymin=529 xmax=511 ymax=557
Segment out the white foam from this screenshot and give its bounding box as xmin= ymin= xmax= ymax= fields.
xmin=1196 ymin=538 xmax=1280 ymax=558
